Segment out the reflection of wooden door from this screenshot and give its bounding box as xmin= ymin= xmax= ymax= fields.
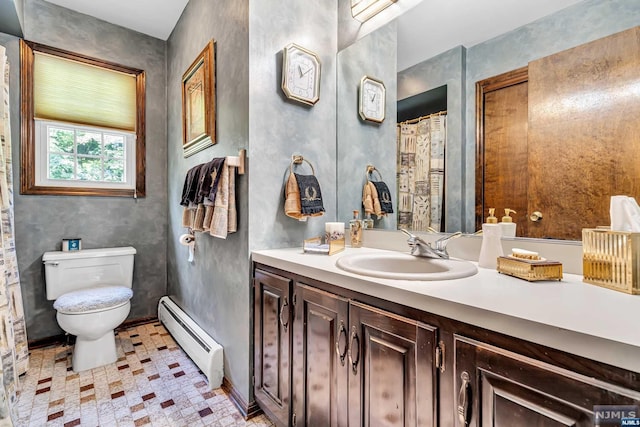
xmin=528 ymin=26 xmax=640 ymax=239
xmin=476 ymin=67 xmax=529 ymax=236
xmin=477 ymin=26 xmax=640 ymax=240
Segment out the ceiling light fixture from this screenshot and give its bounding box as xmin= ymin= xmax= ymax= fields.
xmin=351 ymin=0 xmax=398 ymax=22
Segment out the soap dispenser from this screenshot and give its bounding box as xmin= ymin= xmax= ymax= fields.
xmin=478 ymin=208 xmax=503 ymax=269
xmin=363 ymin=213 xmax=374 ymax=230
xmin=349 ymin=210 xmax=363 ymax=248
xmin=500 ymin=209 xmax=517 ymax=238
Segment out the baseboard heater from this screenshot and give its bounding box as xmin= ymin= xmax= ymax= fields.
xmin=158 ymin=296 xmax=223 ymax=389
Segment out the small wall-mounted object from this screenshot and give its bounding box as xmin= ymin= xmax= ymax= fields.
xmin=359 ymin=76 xmax=386 ymax=123
xmin=582 ymin=228 xmax=640 ymax=294
xmin=351 ymin=0 xmax=397 ymax=22
xmin=62 ymin=238 xmax=82 ymax=252
xmin=281 ymin=44 xmax=321 ymax=106
xmin=182 ymin=40 xmax=216 ymax=158
xmin=225 ymin=149 xmax=246 ymax=175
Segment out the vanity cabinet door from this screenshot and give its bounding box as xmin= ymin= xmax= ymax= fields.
xmin=453 ymin=335 xmax=640 ymax=427
xmin=292 ymin=283 xmax=349 ymax=427
xmin=348 ymin=301 xmax=438 ymax=427
xmin=254 ymin=269 xmax=293 ymax=427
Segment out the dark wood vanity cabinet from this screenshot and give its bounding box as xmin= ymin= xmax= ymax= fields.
xmin=453 ymin=336 xmax=640 ymax=427
xmin=254 ymin=269 xmax=293 ymax=427
xmin=254 ymin=265 xmax=640 ymax=427
xmin=292 ymin=283 xmax=349 ymax=427
xmin=347 ymin=302 xmax=438 ymax=427
xmin=255 ymin=269 xmax=439 ymax=427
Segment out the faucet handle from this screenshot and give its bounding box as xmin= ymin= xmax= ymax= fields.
xmin=433 ymin=232 xmax=462 ymax=251
xmin=400 ymin=228 xmax=414 ymax=239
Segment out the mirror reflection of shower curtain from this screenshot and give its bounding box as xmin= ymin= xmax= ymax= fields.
xmin=0 ymin=45 xmax=29 ymax=426
xmin=397 ymin=113 xmax=446 ymax=232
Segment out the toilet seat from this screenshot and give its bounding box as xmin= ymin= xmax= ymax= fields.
xmin=54 ymin=286 xmax=133 ymax=315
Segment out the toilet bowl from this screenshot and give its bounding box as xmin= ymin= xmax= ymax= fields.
xmin=43 ymin=247 xmax=136 ymax=372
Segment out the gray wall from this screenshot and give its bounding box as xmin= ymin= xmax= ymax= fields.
xmin=166 ymin=0 xmax=251 ymax=403
xmin=248 ymin=0 xmax=338 ymax=250
xmin=337 ymin=22 xmax=397 ymax=229
xmin=10 ymin=0 xmax=167 ymax=341
xmin=166 ymin=0 xmax=338 ymax=405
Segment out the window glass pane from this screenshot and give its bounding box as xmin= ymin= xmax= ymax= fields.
xmin=77 ymin=131 xmax=102 ymax=156
xmin=49 ymin=153 xmax=74 ymax=179
xmin=48 ymin=127 xmax=74 ymax=153
xmin=104 ymin=158 xmax=125 ymax=182
xmin=77 ymin=157 xmax=102 ymax=181
xmin=104 ymin=134 xmax=125 ymax=158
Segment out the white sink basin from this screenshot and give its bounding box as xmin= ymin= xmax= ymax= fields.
xmin=335 ymin=252 xmax=477 ymax=281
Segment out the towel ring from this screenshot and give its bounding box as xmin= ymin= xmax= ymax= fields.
xmin=365 ymin=165 xmax=383 ymax=182
xmin=290 ymin=155 xmax=316 ymax=175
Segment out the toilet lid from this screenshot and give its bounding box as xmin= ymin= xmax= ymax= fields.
xmin=54 ymin=286 xmax=133 ymax=314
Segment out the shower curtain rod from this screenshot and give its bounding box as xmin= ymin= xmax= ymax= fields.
xmin=398 ymin=110 xmax=447 ymax=125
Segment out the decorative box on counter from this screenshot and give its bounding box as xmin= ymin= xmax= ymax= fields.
xmin=303 ymin=236 xmax=344 ymax=255
xmin=582 ymin=228 xmax=640 ymax=295
xmin=497 ymin=251 xmax=563 ymax=282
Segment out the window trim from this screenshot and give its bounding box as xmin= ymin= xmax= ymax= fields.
xmin=20 ymin=40 xmax=146 ymax=197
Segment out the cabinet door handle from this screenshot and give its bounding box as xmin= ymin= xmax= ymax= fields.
xmin=335 ymin=321 xmax=348 ymax=366
xmin=348 ymin=326 xmax=360 ymax=374
xmin=457 ymin=371 xmax=472 ymax=426
xmin=279 ymin=296 xmax=289 ymax=331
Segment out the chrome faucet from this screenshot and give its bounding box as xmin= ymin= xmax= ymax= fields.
xmin=400 ymin=229 xmax=462 ymax=259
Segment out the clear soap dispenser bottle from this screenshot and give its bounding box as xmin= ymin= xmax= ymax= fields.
xmin=500 ymin=208 xmax=517 ymax=238
xmin=349 ymin=210 xmax=363 ymax=248
xmin=363 ymin=213 xmax=374 ymax=230
xmin=478 ymin=208 xmax=503 ymax=269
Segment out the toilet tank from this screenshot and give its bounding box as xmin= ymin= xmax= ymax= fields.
xmin=42 ymin=247 xmax=136 ymax=300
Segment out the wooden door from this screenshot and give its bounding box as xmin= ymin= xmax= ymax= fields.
xmin=476 ymin=67 xmax=529 ymax=236
xmin=348 ymin=301 xmax=438 ymax=427
xmin=254 ymin=269 xmax=293 ymax=427
xmin=292 ymin=283 xmax=349 ymax=427
xmin=453 ymin=335 xmax=640 ymax=427
xmin=528 ymin=26 xmax=640 ymax=239
xmin=478 ymin=27 xmax=640 ymax=240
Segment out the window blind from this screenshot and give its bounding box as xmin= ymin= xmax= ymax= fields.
xmin=34 ymin=52 xmax=137 ymax=132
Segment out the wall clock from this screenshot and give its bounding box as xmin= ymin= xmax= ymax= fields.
xmin=282 ymin=43 xmax=321 ymax=106
xmin=359 ymin=76 xmax=386 ymax=123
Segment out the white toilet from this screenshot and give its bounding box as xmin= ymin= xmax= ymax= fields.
xmin=43 ymin=246 xmax=136 ymax=372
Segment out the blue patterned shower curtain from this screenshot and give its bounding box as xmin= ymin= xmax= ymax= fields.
xmin=0 ymin=45 xmax=29 ymax=426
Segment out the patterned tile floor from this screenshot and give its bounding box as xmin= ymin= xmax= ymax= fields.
xmin=15 ymin=322 xmax=274 ymax=427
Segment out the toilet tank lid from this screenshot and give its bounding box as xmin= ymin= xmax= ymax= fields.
xmin=43 ymin=246 xmax=136 ymax=262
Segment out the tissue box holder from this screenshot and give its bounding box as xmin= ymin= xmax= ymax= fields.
xmin=303 ymin=236 xmax=345 ymax=255
xmin=582 ymin=228 xmax=640 ymax=295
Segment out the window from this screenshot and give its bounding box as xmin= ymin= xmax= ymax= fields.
xmin=20 ymin=40 xmax=146 ymax=197
xmin=35 ymin=120 xmax=135 ymax=189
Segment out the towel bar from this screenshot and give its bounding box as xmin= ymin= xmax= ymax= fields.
xmin=226 ymin=149 xmax=245 ymax=175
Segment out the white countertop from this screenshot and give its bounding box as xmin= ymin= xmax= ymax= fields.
xmin=253 ymin=247 xmax=640 ymax=373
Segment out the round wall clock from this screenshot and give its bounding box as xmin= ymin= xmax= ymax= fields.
xmin=282 ymin=43 xmax=321 ymax=106
xmin=359 ymin=76 xmax=386 ymax=123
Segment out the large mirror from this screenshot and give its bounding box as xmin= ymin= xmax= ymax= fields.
xmin=336 ymin=0 xmax=640 ymax=240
